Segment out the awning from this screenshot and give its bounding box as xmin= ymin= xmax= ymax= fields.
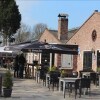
xmin=21 ymin=42 xmax=78 ymax=55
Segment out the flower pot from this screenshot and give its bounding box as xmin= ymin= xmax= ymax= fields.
xmin=3 ymin=88 xmax=12 ymax=97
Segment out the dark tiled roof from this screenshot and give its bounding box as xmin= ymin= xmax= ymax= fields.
xmin=49 ymin=30 xmax=58 ymax=38
xmin=48 ymin=27 xmax=79 ymax=43
xmin=14 ymin=41 xmax=31 ymax=45
xmin=13 ymin=40 xmax=38 ymax=45
xmin=67 ymin=27 xmax=79 ymax=39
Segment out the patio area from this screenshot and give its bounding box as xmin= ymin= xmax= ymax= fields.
xmin=0 ymin=68 xmax=100 ymax=100
xmin=2 ymin=77 xmax=100 ymax=100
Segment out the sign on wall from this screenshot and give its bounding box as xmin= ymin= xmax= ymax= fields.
xmin=61 ymin=54 xmax=73 ymax=68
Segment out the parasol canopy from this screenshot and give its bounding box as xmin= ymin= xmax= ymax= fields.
xmin=21 ymin=42 xmax=78 ymax=55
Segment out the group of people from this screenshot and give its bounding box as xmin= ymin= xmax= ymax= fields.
xmin=14 ymin=53 xmax=26 ymax=78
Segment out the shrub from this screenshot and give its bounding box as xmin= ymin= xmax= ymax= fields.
xmin=3 ymin=70 xmax=13 ymax=89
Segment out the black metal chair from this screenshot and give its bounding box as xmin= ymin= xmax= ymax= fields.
xmin=64 ymin=78 xmax=91 ymax=99
xmin=74 ymin=79 xmax=81 ymax=99
xmin=75 ymin=78 xmax=91 ymax=99
xmin=80 ymin=78 xmax=91 ymax=95
xmin=79 ymin=69 xmax=94 ymax=78
xmin=90 ymin=72 xmax=98 ymax=85
xmin=63 ymin=79 xmax=81 ymax=99
xmin=40 ymin=69 xmax=46 ymax=86
xmin=40 ymin=66 xmax=49 ymax=86
xmin=48 ymin=71 xmax=60 ymax=91
xmin=42 ymin=74 xmax=46 ymax=86
xmin=96 ymin=73 xmax=99 ymax=86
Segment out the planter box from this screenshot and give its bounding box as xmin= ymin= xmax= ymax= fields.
xmin=3 ymin=88 xmax=12 ymax=97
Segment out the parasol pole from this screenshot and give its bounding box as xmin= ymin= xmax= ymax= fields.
xmin=50 ymin=53 xmax=52 ymax=71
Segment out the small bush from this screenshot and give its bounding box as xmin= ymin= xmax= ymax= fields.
xmin=3 ymin=70 xmax=13 ymax=89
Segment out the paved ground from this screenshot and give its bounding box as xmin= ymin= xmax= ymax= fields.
xmin=0 ymin=68 xmax=100 ymax=100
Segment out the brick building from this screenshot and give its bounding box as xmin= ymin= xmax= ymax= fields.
xmin=39 ymin=10 xmax=100 ymax=73
xmin=67 ymin=10 xmax=100 ymax=72
xmin=39 ymin=14 xmax=78 ymax=69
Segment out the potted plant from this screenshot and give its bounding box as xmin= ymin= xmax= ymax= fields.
xmin=48 ymin=66 xmax=57 ymax=72
xmin=61 ymin=70 xmax=67 ymax=78
xmin=36 ymin=64 xmax=40 ymax=71
xmin=3 ymin=70 xmax=13 ymax=97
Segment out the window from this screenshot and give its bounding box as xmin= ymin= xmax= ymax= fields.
xmin=83 ymin=51 xmax=92 ymax=70
xmin=97 ymin=50 xmax=100 ymax=67
xmin=92 ymin=30 xmax=97 ymax=42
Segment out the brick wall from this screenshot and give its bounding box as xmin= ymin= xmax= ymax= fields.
xmin=58 ymin=18 xmax=68 ymax=40
xmin=57 ymin=54 xmax=61 ymax=67
xmin=39 ymin=29 xmax=61 ymax=44
xmin=73 ymin=55 xmax=77 ymax=71
xmin=67 ymin=11 xmax=100 ymax=72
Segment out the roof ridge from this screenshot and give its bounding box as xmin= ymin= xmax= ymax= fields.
xmin=49 ymin=29 xmax=58 ymax=31
xmin=66 ymin=11 xmax=96 ymax=43
xmin=68 ymin=27 xmax=80 ymax=31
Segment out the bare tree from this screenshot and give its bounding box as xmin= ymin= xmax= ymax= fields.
xmin=14 ymin=23 xmax=31 ymax=44
xmin=32 ymin=23 xmax=47 ymax=40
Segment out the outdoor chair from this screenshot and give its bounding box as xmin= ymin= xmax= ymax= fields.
xmin=63 ymin=79 xmax=81 ymax=99
xmin=90 ymin=72 xmax=98 ymax=85
xmin=96 ymin=73 xmax=99 ymax=86
xmin=75 ymin=78 xmax=91 ymax=99
xmin=42 ymin=74 xmax=46 ymax=86
xmin=48 ymin=71 xmax=60 ymax=91
xmin=64 ymin=78 xmax=91 ymax=99
xmin=79 ymin=69 xmax=94 ymax=78
xmin=40 ymin=66 xmax=49 ymax=86
xmin=74 ymin=78 xmax=91 ymax=99
xmin=80 ymin=78 xmax=91 ymax=96
xmin=74 ymin=79 xmax=81 ymax=99
xmin=40 ymin=69 xmax=46 ymax=86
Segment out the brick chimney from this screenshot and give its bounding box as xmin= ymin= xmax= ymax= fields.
xmin=58 ymin=13 xmax=68 ymax=40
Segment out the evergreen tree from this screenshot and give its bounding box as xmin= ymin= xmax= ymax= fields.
xmin=0 ymin=0 xmax=21 ymax=45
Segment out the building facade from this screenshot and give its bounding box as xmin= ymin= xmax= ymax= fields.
xmin=67 ymin=10 xmax=100 ymax=72
xmin=39 ymin=14 xmax=78 ymax=68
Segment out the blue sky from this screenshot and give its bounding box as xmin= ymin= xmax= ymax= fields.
xmin=16 ymin=0 xmax=100 ymax=30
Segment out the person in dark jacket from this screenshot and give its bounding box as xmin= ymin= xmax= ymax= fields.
xmin=14 ymin=55 xmax=19 ymax=77
xmin=18 ymin=53 xmax=26 ymax=78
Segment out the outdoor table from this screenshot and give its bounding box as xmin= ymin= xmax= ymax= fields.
xmin=59 ymin=77 xmax=80 ymax=94
xmin=46 ymin=73 xmax=50 ymax=87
